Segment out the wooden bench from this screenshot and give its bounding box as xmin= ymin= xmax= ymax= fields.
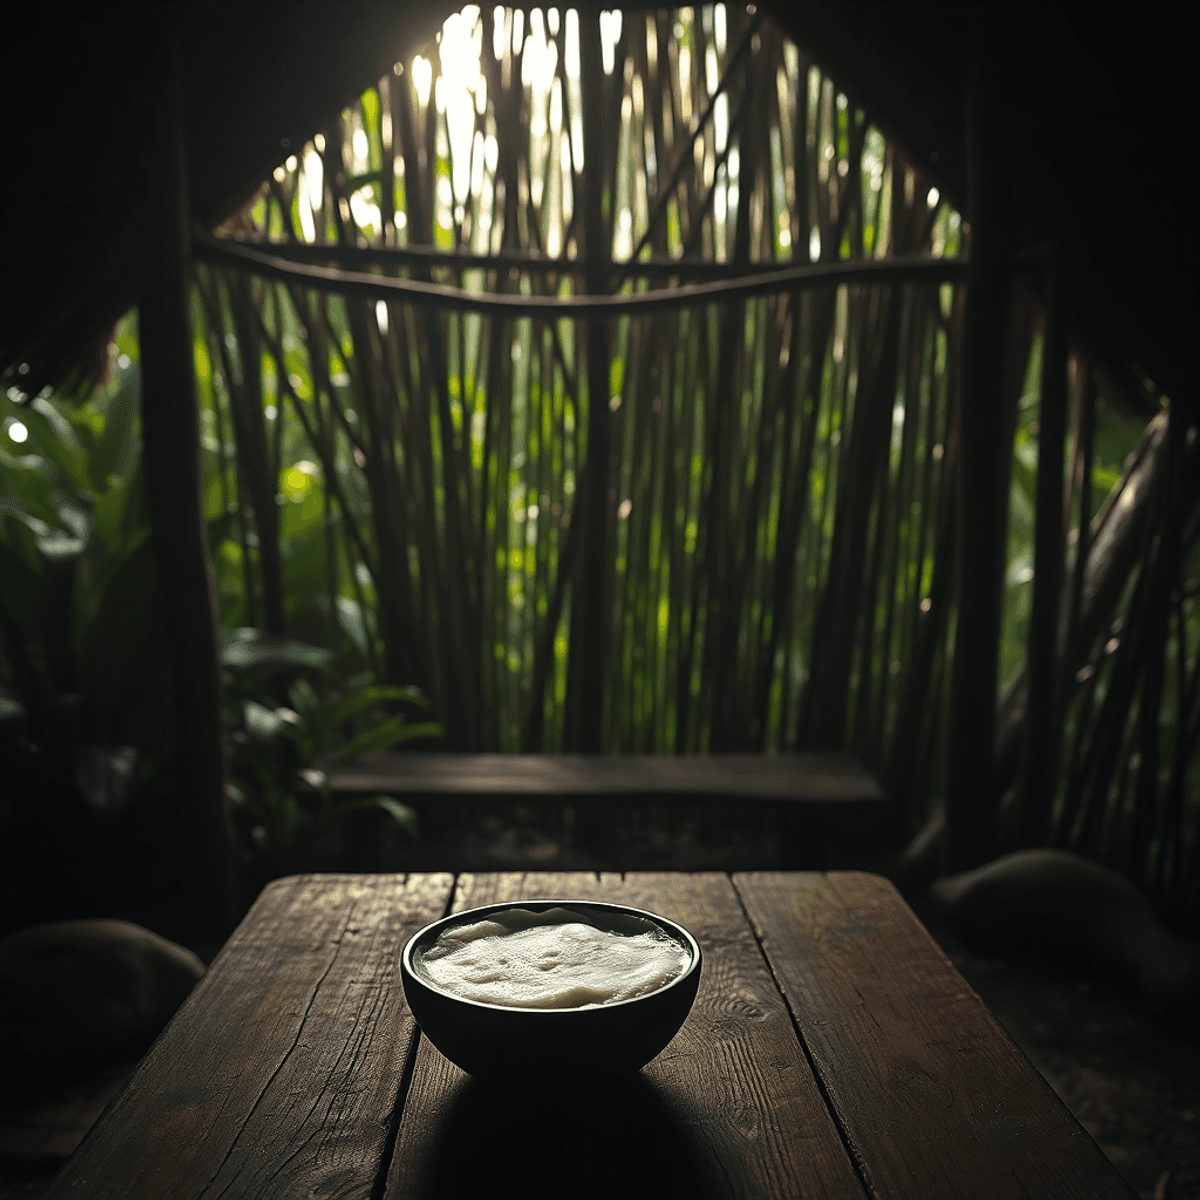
xmin=324 ymin=752 xmax=890 ymax=869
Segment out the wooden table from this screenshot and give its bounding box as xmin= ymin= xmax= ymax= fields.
xmin=47 ymin=872 xmax=1134 ymax=1199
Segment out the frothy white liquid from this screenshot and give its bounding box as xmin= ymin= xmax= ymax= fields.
xmin=415 ymin=907 xmax=690 ymax=1009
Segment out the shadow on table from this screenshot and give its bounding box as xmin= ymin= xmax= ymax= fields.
xmin=424 ymin=1072 xmax=714 ymax=1200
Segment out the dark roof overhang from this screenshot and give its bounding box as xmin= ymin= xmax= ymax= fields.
xmin=3 ymin=2 xmax=1193 ymax=408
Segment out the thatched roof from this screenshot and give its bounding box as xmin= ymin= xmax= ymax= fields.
xmin=3 ymin=1 xmax=1193 ymax=407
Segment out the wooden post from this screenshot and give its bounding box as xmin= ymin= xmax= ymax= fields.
xmin=565 ymin=9 xmax=612 ymax=752
xmin=139 ymin=36 xmax=236 ymax=940
xmin=942 ymin=17 xmax=1014 ymax=873
xmin=1016 ymin=247 xmax=1068 ymax=848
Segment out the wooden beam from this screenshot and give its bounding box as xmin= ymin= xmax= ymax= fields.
xmin=138 ymin=33 xmax=236 ymax=940
xmin=193 ymin=231 xmax=969 ymax=316
xmin=324 ymin=750 xmax=885 ymax=800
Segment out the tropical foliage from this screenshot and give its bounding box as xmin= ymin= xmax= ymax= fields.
xmin=0 ymin=318 xmax=437 ymax=878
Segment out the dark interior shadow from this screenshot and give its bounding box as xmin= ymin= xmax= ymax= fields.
xmin=423 ymin=1072 xmax=715 ymax=1200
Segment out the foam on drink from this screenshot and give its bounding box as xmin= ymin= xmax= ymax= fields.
xmin=414 ymin=906 xmax=691 ymax=1009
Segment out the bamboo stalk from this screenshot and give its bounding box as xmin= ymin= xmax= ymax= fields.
xmin=1062 ymin=363 xmax=1096 ymax=700
xmin=1130 ymin=402 xmax=1185 ymax=890
xmin=252 ymin=297 xmax=379 ymax=596
xmin=564 ymin=8 xmax=613 ymax=752
xmin=806 ymin=285 xmax=903 ymax=750
xmin=196 ymin=272 xmax=285 ymax=636
xmin=232 ymin=272 xmax=288 ymax=635
xmin=616 ymin=9 xmax=764 ymax=283
xmin=703 ymin=39 xmax=755 ymax=750
xmin=885 ymin=416 xmax=960 ymax=825
xmin=393 ymin=82 xmax=484 ymax=744
xmin=1161 ymin=513 xmax=1200 ymax=908
xmin=1016 ymin=246 xmax=1069 ymax=849
xmin=673 ymin=313 xmax=708 ymax=751
xmin=199 ymin=309 xmax=260 ymax=628
xmin=337 ymin=304 xmax=424 ymax=691
xmin=1073 ymin=577 xmax=1150 ymax=860
xmin=872 ymin=295 xmax=930 ymax=754
xmin=1057 ymin=645 xmax=1102 ymax=848
xmin=995 ymin=410 xmax=1172 ymax=793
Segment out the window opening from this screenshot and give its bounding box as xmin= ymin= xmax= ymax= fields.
xmin=194 ymin=4 xmax=968 ymax=772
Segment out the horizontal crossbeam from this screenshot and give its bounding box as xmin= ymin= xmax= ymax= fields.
xmin=193 ymin=230 xmax=968 ymax=318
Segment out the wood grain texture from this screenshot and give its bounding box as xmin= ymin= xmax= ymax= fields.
xmin=46 ymin=873 xmax=453 ymax=1200
xmin=384 ymin=872 xmax=864 ymax=1200
xmin=734 ymin=871 xmax=1136 ymax=1199
xmin=325 ymin=752 xmax=885 ymax=803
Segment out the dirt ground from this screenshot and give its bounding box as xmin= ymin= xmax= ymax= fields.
xmin=3 ymin=815 xmax=1198 ymax=1198
xmin=910 ymin=895 xmax=1200 ymax=1200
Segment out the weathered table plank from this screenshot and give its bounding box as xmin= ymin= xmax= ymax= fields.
xmin=733 ymin=871 xmax=1136 ymax=1200
xmin=385 ymin=872 xmax=865 ymax=1200
xmin=45 ymin=874 xmax=453 ymax=1200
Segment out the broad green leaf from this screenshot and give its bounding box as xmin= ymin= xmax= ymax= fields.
xmin=244 ymin=698 xmax=283 ymax=740
xmin=335 ymin=596 xmax=370 ymax=658
xmin=0 ymin=452 xmax=60 ymax=524
xmin=0 ymin=496 xmax=89 ymax=561
xmin=320 ymin=683 xmax=431 ymax=733
xmin=296 ymin=766 xmax=328 ymax=792
xmin=220 ymin=626 xmax=332 ymax=672
xmin=25 ymin=398 xmax=93 ymax=494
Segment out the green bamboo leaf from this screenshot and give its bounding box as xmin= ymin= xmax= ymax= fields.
xmin=334 ymin=718 xmax=443 ymax=761
xmin=318 ymin=683 xmax=427 ymax=733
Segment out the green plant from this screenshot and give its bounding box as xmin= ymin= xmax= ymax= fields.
xmin=0 ymin=319 xmax=167 ymax=797
xmin=1 ymin=311 xmax=443 ymax=893
xmin=220 ymin=627 xmax=442 ymax=875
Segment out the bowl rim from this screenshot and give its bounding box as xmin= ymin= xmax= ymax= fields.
xmin=400 ymin=898 xmax=702 ymax=1013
